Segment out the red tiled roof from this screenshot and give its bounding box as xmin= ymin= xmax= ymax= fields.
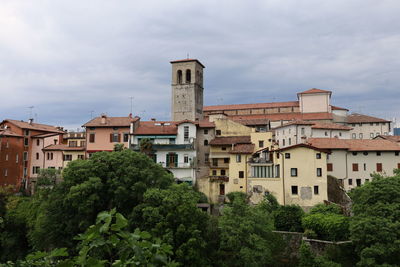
xmin=2 ymin=119 xmax=64 ymax=133
xmin=298 ymin=88 xmax=332 ymax=95
xmin=331 ymin=105 xmax=349 ymax=111
xmin=311 ymin=122 xmax=352 ymax=131
xmin=134 ymin=121 xmax=178 ymax=135
xmin=209 ymin=136 xmax=251 ymax=145
xmin=275 ymin=143 xmax=330 ymax=153
xmin=0 ymin=129 xmax=23 ymax=138
xmin=43 ymin=144 xmax=85 ymax=151
xmin=32 ymin=132 xmax=61 ymax=138
xmin=274 ymin=120 xmax=315 ymax=129
xmin=307 ymin=138 xmax=400 ymax=151
xmin=197 ymin=119 xmax=215 ymax=128
xmin=232 ymin=118 xmax=270 ymax=126
xmin=230 ymin=143 xmax=255 ymax=154
xmin=83 ymin=116 xmax=139 ymax=127
xmin=203 ymin=101 xmax=299 ymax=112
xmin=170 ymin=59 xmax=205 ymax=68
xmin=374 ymin=135 xmax=400 ymax=142
xmin=228 ymin=112 xmax=333 ymax=122
xmin=347 ymin=113 xmax=390 ymax=123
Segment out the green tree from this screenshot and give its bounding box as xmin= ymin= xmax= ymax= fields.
xmin=350 ymin=170 xmax=400 ymax=266
xmin=25 ymin=150 xmax=174 ymax=253
xmin=217 ymin=194 xmax=283 ymax=267
xmin=273 ymin=205 xmax=305 ymax=232
xmin=131 ymin=183 xmax=211 ymax=266
xmin=113 ymin=143 xmax=125 ymax=152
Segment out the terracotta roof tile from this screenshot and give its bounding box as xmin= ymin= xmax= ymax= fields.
xmin=347 ymin=113 xmax=390 ymax=123
xmin=331 ymin=105 xmax=349 ymax=111
xmin=197 ymin=119 xmax=215 ymax=128
xmin=0 ymin=129 xmax=23 ymax=138
xmin=230 ymin=143 xmax=255 ymax=154
xmin=203 ymin=101 xmax=299 ymax=112
xmin=232 ymin=118 xmax=270 ymax=126
xmin=83 ymin=116 xmax=139 ymax=127
xmin=2 ymin=119 xmax=64 ymax=133
xmin=228 ymin=112 xmax=333 ymax=122
xmin=134 ymin=121 xmax=178 ymax=135
xmin=311 ymin=122 xmax=352 ymax=130
xmin=274 ymin=120 xmax=315 ymax=129
xmin=43 ymin=144 xmax=85 ymax=151
xmin=275 ymin=143 xmax=330 ymax=153
xmin=209 ymin=136 xmax=251 ymax=145
xmin=298 ymin=88 xmax=332 ymax=95
xmin=307 ymin=138 xmax=400 ymax=151
xmin=374 ymin=135 xmax=400 ymax=142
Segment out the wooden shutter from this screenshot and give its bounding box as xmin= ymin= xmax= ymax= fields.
xmin=376 ymin=163 xmax=382 ymax=172
xmin=352 ymin=163 xmax=358 ymax=171
xmin=398 ymin=163 xmax=400 ymax=169
xmin=327 ymin=163 xmax=333 ymax=172
xmin=118 ymin=134 xmax=121 ymax=142
xmin=110 ymin=134 xmax=113 ymax=142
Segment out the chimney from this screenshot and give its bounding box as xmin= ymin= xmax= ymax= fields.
xmin=101 ymin=114 xmax=107 ymax=124
xmin=128 ymin=113 xmax=132 ymax=119
xmin=28 ymin=118 xmax=33 ymax=125
xmin=151 ymin=118 xmax=156 ymax=121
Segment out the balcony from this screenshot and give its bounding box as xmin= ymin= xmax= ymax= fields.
xmin=248 ymin=158 xmax=273 ymax=164
xmin=158 ymin=162 xmax=195 ymax=169
xmin=131 ymin=143 xmax=194 ymax=151
xmin=209 ymin=175 xmax=229 ymax=182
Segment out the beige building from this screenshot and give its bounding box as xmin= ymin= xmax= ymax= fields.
xmin=348 ymin=113 xmax=391 ymax=139
xmin=308 ymin=138 xmax=400 ymax=190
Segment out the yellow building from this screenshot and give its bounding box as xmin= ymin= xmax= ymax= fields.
xmin=248 ymin=144 xmax=329 ymax=208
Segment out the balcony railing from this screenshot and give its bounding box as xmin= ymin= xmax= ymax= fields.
xmin=131 ymin=143 xmax=194 ymax=151
xmin=209 ymin=175 xmax=229 ymax=182
xmin=248 ymin=158 xmax=273 ymax=164
xmin=159 ymin=162 xmax=195 ymax=169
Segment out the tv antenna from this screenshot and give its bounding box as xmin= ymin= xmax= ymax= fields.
xmin=28 ymin=106 xmax=34 ymax=119
xmin=130 ymin=96 xmax=134 ymax=114
xmin=90 ymin=110 xmax=94 ymax=119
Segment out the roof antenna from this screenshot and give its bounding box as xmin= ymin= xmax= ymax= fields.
xmin=90 ymin=110 xmax=94 ymax=119
xmin=130 ymin=96 xmax=134 ymax=114
xmin=28 ymin=106 xmax=34 ymax=119
xmin=187 ymin=53 xmax=189 ymax=59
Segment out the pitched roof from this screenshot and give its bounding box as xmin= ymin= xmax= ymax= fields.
xmin=274 ymin=120 xmax=315 ymax=129
xmin=311 ymin=122 xmax=352 ymax=131
xmin=32 ymin=132 xmax=61 ymax=138
xmin=0 ymin=129 xmax=23 ymax=138
xmin=2 ymin=119 xmax=64 ymax=133
xmin=197 ymin=119 xmax=215 ymax=128
xmin=209 ymin=136 xmax=251 ymax=145
xmin=203 ymin=101 xmax=299 ymax=112
xmin=307 ymin=138 xmax=400 ymax=151
xmin=298 ymin=88 xmax=332 ymax=95
xmin=134 ymin=121 xmax=178 ymax=135
xmin=374 ymin=135 xmax=400 ymax=142
xmin=275 ymin=143 xmax=330 ymax=153
xmin=170 ymin=59 xmax=205 ymax=68
xmin=347 ymin=113 xmax=390 ymax=123
xmin=83 ymin=116 xmax=139 ymax=127
xmin=230 ymin=143 xmax=255 ymax=154
xmin=331 ymin=105 xmax=349 ymax=111
xmin=42 ymin=144 xmax=85 ymax=151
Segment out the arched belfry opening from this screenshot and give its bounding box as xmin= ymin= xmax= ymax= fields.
xmin=186 ymin=69 xmax=191 ymax=83
xmin=177 ymin=70 xmax=182 ymax=84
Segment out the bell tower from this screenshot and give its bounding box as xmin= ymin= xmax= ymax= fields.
xmin=170 ymin=59 xmax=204 ymax=121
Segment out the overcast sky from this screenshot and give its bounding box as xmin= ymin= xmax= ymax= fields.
xmin=1 ymin=0 xmax=399 ymax=130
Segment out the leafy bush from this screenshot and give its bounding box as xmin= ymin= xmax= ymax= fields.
xmin=273 ymin=205 xmax=305 ymax=232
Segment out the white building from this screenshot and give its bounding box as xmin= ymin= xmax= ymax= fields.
xmin=308 ymin=138 xmax=400 ymax=191
xmin=130 ymin=120 xmax=198 ymax=185
xmin=347 ymin=113 xmax=391 ymax=139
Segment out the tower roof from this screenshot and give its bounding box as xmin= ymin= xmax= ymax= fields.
xmin=170 ymin=59 xmax=205 ymax=68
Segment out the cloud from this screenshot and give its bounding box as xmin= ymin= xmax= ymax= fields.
xmin=0 ymin=0 xmax=399 ymax=129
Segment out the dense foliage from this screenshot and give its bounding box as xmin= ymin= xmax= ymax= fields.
xmin=350 ymin=170 xmax=400 ymax=266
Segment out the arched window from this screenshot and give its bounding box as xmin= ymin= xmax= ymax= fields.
xmin=177 ymin=70 xmax=182 ymax=84
xmin=186 ymin=69 xmax=191 ymax=83
xmin=204 ymin=140 xmax=208 ymax=146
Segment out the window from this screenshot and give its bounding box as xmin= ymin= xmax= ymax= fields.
xmin=216 ymin=130 xmax=221 ymax=136
xmin=33 ymin=166 xmax=40 ymax=174
xmin=64 ymin=154 xmax=72 ymax=161
xmin=236 ymin=154 xmax=241 ymax=163
xmin=4 ymin=169 xmax=8 ymax=177
xmin=24 ymin=138 xmax=29 ymax=146
xmin=288 ymin=138 xmax=291 ymax=145
xmin=363 ymin=152 xmax=368 ymax=156
xmin=36 ymin=139 xmax=40 ymax=146
xmin=78 ymin=155 xmax=84 ymax=160
xmin=370 ymin=123 xmax=373 ymax=126
xmin=239 ymin=171 xmax=244 ymax=178
xmin=24 ymin=130 xmax=29 ymax=136
xmin=205 ymin=153 xmax=209 ymax=163
xmin=376 ymin=151 xmax=381 ymax=156
xmin=356 ymin=179 xmax=361 ymax=186
xmin=376 ymin=132 xmax=380 ymax=137
xmin=69 ymin=141 xmax=78 ymax=147
xmin=365 ymin=179 xmax=370 ymax=183
xmin=221 ymin=169 xmax=226 ymax=176
xmin=51 ymin=153 xmax=53 ymax=160
xmin=316 ymin=153 xmax=321 ymax=159
xmin=317 ymin=168 xmax=322 ymax=177
xmin=327 ymin=163 xmax=333 ymax=172
xmin=352 ymin=133 xmax=356 ymax=139
xmin=36 ymin=153 xmax=39 ymax=160
xmin=325 ymin=131 xmax=328 ymax=136
xmin=251 ymin=166 xmax=274 ymax=178
xmin=23 ymin=152 xmax=28 ymax=161
xmin=186 ymin=69 xmax=191 ymax=83
xmin=110 ymin=133 xmax=120 ymax=143
xmin=54 ymin=139 xmax=58 ymax=145
xmin=80 ymin=141 xmax=86 ymax=147
xmin=177 ymin=70 xmax=182 ymax=84
xmin=352 ymin=152 xmax=358 ymax=156
xmin=16 ymin=154 xmax=19 ymax=163
xmin=169 ymin=138 xmax=176 ymax=144
xmin=89 ymin=133 xmax=95 ymax=143
xmin=339 ymin=132 xmax=342 ymax=137
xmin=221 ymin=147 xmax=227 ymax=151
xmin=396 ymin=152 xmax=399 ymax=156
xmin=184 ymin=155 xmax=189 ymax=163
xmin=352 ymin=163 xmax=359 ymax=172
xmin=184 ymin=126 xmax=189 ymax=141
xmin=282 ymin=139 xmax=286 ymax=146
xmin=291 ymin=186 xmax=298 ymax=195
xmin=291 ymin=168 xmax=298 ymax=177
xmin=314 ymin=186 xmax=319 ymax=195
xmin=276 ymin=153 xmax=280 ymax=159
xmin=212 ymin=170 xmax=217 ymax=175
xmin=363 ymin=163 xmax=366 ymax=171
xmin=204 ymin=140 xmax=208 ymax=146
xmin=259 ymin=140 xmax=264 ymax=148
xmin=285 ymin=153 xmax=290 ymax=159
xmin=370 ymin=133 xmax=374 ymax=138
xmin=359 ymin=133 xmax=363 ymax=139
xmin=5 ymin=154 xmax=8 ymax=161
xmin=123 ymin=133 xmax=129 ymax=142
xmin=204 ymin=129 xmax=208 ymax=134
xmin=301 ymin=128 xmax=305 ymax=135
xmin=348 ymin=179 xmax=353 ymax=185
xmin=376 ymin=163 xmax=382 ymax=172
xmin=224 ymin=158 xmax=229 ymax=164
xmin=212 ymin=158 xmax=218 ymax=167
xmin=398 ymin=163 xmax=400 ymax=169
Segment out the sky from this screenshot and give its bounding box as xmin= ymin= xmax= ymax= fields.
xmin=1 ymin=0 xmax=399 ymax=130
